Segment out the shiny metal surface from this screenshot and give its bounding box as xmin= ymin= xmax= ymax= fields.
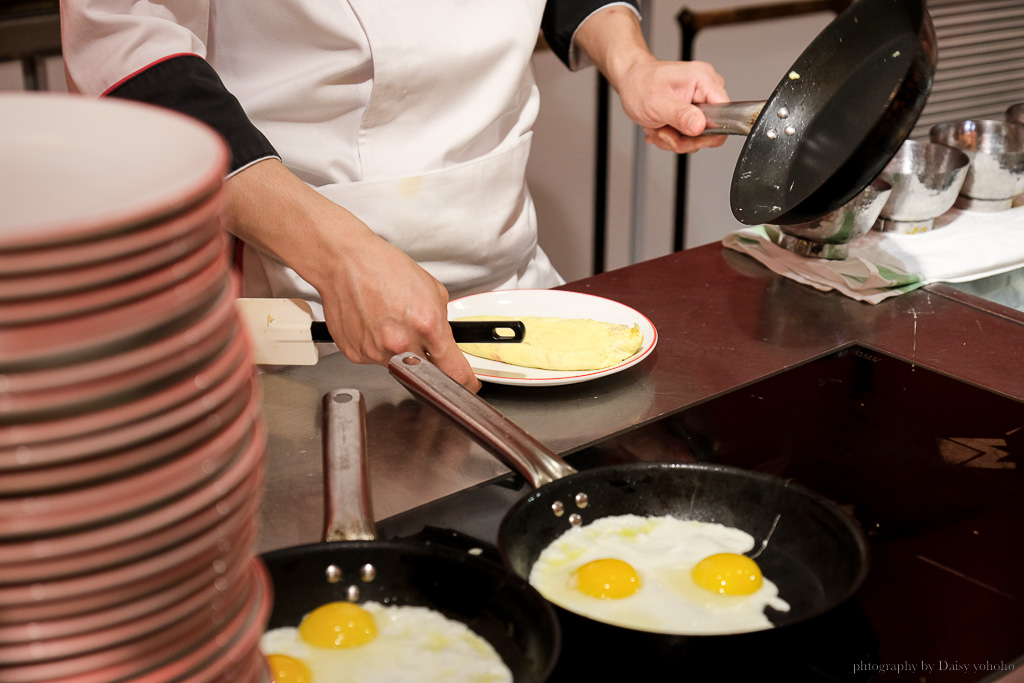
xmin=1009 ymin=103 xmax=1024 ymax=126
xmin=256 ymin=345 xmax=660 ymax=552
xmin=930 ymin=119 xmax=1024 ymax=211
xmin=945 ymin=266 xmax=1024 ymax=314
xmin=696 ymin=100 xmax=765 ymax=136
xmin=257 ymin=244 xmax=1024 ymax=555
xmin=387 ymin=353 xmax=578 ymax=487
xmin=321 ymin=389 xmax=375 ymax=542
xmin=876 ymin=138 xmax=970 ymax=233
xmin=775 ymin=177 xmax=892 ymax=258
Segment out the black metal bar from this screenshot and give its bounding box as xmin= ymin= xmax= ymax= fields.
xmin=593 ymin=74 xmax=610 ymax=275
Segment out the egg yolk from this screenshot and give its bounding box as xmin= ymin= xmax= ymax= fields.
xmin=574 ymin=558 xmax=641 ymax=599
xmin=265 ymin=654 xmax=312 ymax=682
xmin=298 ymin=601 xmax=377 ymax=649
xmin=691 ymin=553 xmax=763 ymax=596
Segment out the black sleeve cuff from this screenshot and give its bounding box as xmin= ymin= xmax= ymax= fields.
xmin=106 ymin=54 xmax=278 ymax=174
xmin=541 ymin=0 xmax=640 ymax=68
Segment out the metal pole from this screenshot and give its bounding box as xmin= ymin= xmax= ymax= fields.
xmin=630 ymin=0 xmax=652 ymax=264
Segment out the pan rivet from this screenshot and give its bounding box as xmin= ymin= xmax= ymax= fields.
xmin=325 ymin=565 xmax=343 ymax=584
xmin=346 ymin=585 xmax=361 ymax=602
xmin=568 ymin=513 xmax=583 ymax=527
xmin=784 ymin=125 xmax=797 ymax=136
xmin=551 ymin=501 xmax=565 ymax=517
xmin=360 ymin=563 xmax=377 ymax=582
xmin=777 ymin=107 xmax=790 ymax=119
xmin=766 ymin=128 xmax=778 ymax=139
xmin=574 ymin=493 xmax=589 ymax=509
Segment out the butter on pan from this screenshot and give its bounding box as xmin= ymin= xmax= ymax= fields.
xmin=455 ymin=315 xmax=644 ymax=371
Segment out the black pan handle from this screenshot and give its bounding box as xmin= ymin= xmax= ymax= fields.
xmin=321 ymin=388 xmax=377 ymax=542
xmin=387 ymin=352 xmax=577 ymax=488
xmin=310 ymin=320 xmax=525 ymax=344
xmin=696 ymin=100 xmax=765 ymax=136
xmin=450 ymin=320 xmax=526 ymax=343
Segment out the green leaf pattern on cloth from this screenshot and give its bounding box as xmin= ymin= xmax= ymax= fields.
xmin=720 ymin=207 xmax=1024 ymax=304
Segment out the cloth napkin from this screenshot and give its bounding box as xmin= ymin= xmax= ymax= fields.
xmin=722 ymin=205 xmax=1024 ymax=304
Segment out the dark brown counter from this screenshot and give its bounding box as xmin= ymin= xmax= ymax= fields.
xmin=559 ymin=244 xmax=1024 ymax=409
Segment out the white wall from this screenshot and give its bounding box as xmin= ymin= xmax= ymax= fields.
xmin=528 ymin=1 xmax=833 ymax=282
xmin=0 ymin=60 xmax=23 ymax=90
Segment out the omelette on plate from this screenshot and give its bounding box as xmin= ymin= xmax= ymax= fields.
xmin=455 ymin=315 xmax=644 ymax=371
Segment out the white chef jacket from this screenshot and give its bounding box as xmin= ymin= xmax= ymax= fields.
xmin=60 ymin=1 xmax=637 ymax=315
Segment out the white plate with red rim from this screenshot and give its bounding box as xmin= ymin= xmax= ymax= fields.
xmin=0 ymin=278 xmax=235 ymax=395
xmin=0 ymin=479 xmax=259 ymax=610
xmin=0 ymin=188 xmax=225 ymax=277
xmin=0 ymin=250 xmax=231 ymax=370
xmin=0 ymin=199 xmax=222 ymax=301
xmin=0 ymin=375 xmax=255 ymax=493
xmin=0 ymin=229 xmax=224 ymax=335
xmin=0 ymin=543 xmax=252 ymax=661
xmin=0 ymin=381 xmax=257 ymax=538
xmin=0 ymin=461 xmax=260 ymax=586
xmin=447 ymin=289 xmax=658 ymax=386
xmin=0 ymin=92 xmax=227 ymax=250
xmin=0 ymin=533 xmax=259 ymax=681
xmin=0 ymin=414 xmax=263 ymax=577
xmin=0 ymin=325 xmax=250 ymax=452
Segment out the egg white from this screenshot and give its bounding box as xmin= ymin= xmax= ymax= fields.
xmin=261 ymin=601 xmax=512 ymax=683
xmin=529 ymin=514 xmax=791 ymax=635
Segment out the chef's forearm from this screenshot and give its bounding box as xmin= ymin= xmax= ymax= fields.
xmin=571 ymin=5 xmax=655 ymax=91
xmin=225 ymin=158 xmax=371 ymax=295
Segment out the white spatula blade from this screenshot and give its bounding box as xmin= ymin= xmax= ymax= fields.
xmin=236 ymin=298 xmax=319 ymax=365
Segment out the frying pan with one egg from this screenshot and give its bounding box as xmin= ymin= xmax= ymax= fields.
xmin=259 ymin=389 xmax=560 ymax=682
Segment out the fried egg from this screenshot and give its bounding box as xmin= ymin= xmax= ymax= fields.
xmin=529 ymin=514 xmax=790 ymax=635
xmin=261 ymin=601 xmax=512 ymax=683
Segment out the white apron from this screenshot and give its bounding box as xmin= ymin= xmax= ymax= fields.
xmin=240 ymin=1 xmax=563 ymax=318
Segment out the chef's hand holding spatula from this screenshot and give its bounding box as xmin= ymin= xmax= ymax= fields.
xmin=237 ymin=298 xmax=524 ymax=367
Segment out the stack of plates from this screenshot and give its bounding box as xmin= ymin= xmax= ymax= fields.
xmin=0 ymin=93 xmax=270 ymax=682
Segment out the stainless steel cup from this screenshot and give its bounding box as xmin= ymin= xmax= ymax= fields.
xmin=930 ymin=119 xmax=1024 ymax=211
xmin=775 ymin=177 xmax=892 ymax=259
xmin=876 ymin=139 xmax=970 ymax=233
xmin=1007 ymin=103 xmax=1024 ymax=126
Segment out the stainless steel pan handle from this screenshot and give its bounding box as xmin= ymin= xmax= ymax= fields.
xmin=321 ymin=388 xmax=377 ymax=542
xmin=387 ymin=352 xmax=578 ymax=488
xmin=697 ymin=100 xmax=765 ymax=136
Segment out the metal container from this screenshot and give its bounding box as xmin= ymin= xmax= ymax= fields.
xmin=775 ymin=178 xmax=892 ymax=259
xmin=876 ymin=138 xmax=970 ymax=233
xmin=929 ymin=119 xmax=1024 ymax=211
xmin=1007 ymin=103 xmax=1024 ymax=126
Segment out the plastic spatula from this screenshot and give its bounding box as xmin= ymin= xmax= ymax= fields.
xmin=236 ymin=298 xmax=524 ymax=366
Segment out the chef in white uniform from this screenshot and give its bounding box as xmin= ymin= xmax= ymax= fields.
xmin=60 ymin=1 xmax=728 ymax=391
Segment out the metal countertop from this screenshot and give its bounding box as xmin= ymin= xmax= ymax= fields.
xmin=256 ymin=243 xmax=1024 ymax=554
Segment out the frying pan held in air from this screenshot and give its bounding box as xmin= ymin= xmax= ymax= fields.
xmin=388 ymin=353 xmax=870 ymax=665
xmin=699 ymin=0 xmax=937 ymax=226
xmin=259 ymin=389 xmax=560 ymax=682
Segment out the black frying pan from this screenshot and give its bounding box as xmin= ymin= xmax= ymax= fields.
xmin=388 ymin=353 xmax=872 ymax=675
xmin=260 ymin=389 xmax=560 ymax=682
xmin=700 ymin=0 xmax=937 ymax=226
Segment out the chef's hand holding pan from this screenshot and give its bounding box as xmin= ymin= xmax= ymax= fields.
xmin=574 ymin=5 xmax=730 ymax=155
xmin=226 ymin=159 xmax=482 ymax=392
